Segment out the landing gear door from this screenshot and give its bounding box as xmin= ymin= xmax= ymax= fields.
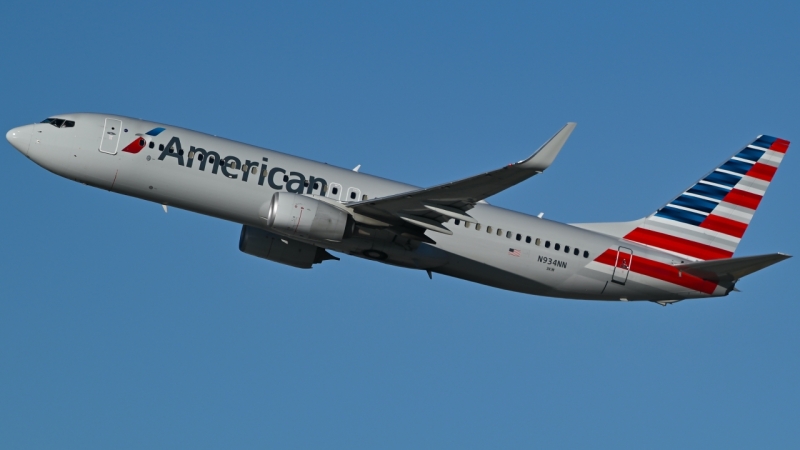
xmin=611 ymin=246 xmax=633 ymax=285
xmin=99 ymin=118 xmax=122 ymax=155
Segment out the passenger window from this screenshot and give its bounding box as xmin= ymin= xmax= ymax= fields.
xmin=506 ymin=231 xmax=512 ymax=238
xmin=251 ymin=166 xmax=257 ymax=175
xmin=535 ymin=238 xmax=541 ymax=246
xmin=574 ymin=248 xmax=580 ymax=256
xmin=350 ymin=191 xmax=357 ymax=200
xmin=159 ymin=144 xmax=164 ymax=150
xmin=455 ymin=219 xmax=461 ymax=225
xmin=362 ymin=194 xmax=368 ymax=201
xmin=555 ymin=243 xmax=561 ymax=251
xmin=497 ymin=229 xmax=502 ymax=236
xmin=283 ymin=175 xmax=289 ymax=182
xmin=64 ymin=120 xmax=75 ymax=128
xmin=487 ymin=226 xmax=492 ymax=233
xmin=149 ymin=141 xmax=155 ymax=148
xmin=332 ymin=187 xmax=339 ymax=195
xmin=516 ymin=234 xmax=521 ymax=241
xmin=545 ymin=241 xmax=551 ymax=248
xmin=314 ymin=182 xmax=319 ymax=189
xmin=476 ymin=223 xmax=482 ymax=231
xmin=583 ymin=250 xmax=589 ymax=258
xmin=564 ymin=245 xmax=570 ymax=253
xmin=525 ymin=236 xmax=531 ymax=244
xmin=465 ymin=221 xmax=470 ymax=229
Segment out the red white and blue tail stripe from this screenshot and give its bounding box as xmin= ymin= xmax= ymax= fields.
xmin=623 ymin=135 xmax=789 ymax=261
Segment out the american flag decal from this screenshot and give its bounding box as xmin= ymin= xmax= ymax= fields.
xmin=508 ymin=248 xmax=521 ymax=257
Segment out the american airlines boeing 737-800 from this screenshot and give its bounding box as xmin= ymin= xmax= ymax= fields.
xmin=6 ymin=114 xmax=791 ymax=305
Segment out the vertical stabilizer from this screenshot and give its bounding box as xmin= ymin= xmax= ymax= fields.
xmin=621 ymin=135 xmax=789 ymax=261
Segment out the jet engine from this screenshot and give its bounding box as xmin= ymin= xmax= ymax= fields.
xmin=262 ymin=192 xmax=352 ymax=242
xmin=239 ymin=225 xmax=339 ymax=269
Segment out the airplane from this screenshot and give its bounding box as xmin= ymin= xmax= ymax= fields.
xmin=5 ymin=114 xmax=791 ymax=305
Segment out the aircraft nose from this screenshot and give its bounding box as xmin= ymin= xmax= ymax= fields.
xmin=6 ymin=124 xmax=33 ymax=156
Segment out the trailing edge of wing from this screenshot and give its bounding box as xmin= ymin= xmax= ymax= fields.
xmin=675 ymin=253 xmax=791 ymax=282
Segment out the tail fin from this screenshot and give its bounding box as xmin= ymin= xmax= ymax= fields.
xmin=574 ymin=135 xmax=790 ymax=261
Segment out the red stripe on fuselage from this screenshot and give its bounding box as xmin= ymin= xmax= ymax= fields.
xmin=122 ymin=138 xmax=146 ymax=154
xmin=623 ymin=228 xmax=733 ymax=261
xmin=699 ymin=214 xmax=748 ymax=238
xmin=594 ymin=249 xmax=718 ymax=295
xmin=746 ymin=162 xmax=777 ymax=182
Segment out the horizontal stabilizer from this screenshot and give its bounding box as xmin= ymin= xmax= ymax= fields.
xmin=675 ymin=253 xmax=791 ymax=282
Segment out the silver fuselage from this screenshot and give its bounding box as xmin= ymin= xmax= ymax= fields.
xmin=7 ymin=113 xmax=729 ymax=301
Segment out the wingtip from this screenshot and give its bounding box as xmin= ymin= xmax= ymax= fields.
xmin=518 ymin=122 xmax=576 ymax=170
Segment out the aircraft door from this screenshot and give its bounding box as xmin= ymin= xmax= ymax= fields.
xmin=99 ymin=118 xmax=122 ymax=155
xmin=346 ymin=187 xmax=361 ymax=202
xmin=611 ymin=246 xmax=633 ymax=285
xmin=327 ymin=183 xmax=342 ymax=201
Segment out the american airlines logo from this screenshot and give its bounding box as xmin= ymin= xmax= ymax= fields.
xmin=134 ymin=134 xmax=329 ymax=195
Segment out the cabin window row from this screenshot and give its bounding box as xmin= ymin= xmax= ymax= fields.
xmin=453 ymin=219 xmax=590 ymax=258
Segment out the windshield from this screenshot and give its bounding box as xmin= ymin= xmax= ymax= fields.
xmin=41 ymin=118 xmax=74 ymax=128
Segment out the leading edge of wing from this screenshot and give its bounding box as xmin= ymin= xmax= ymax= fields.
xmin=347 ymin=122 xmax=576 ymax=228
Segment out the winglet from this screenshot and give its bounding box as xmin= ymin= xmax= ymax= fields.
xmin=518 ymin=122 xmax=576 ymax=171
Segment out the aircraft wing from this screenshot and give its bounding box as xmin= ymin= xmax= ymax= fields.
xmin=348 ymin=123 xmax=576 ymax=235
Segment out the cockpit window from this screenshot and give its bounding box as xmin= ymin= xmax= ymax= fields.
xmin=41 ymin=118 xmax=75 ymax=128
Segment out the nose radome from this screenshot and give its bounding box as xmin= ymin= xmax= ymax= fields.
xmin=6 ymin=125 xmax=32 ymax=156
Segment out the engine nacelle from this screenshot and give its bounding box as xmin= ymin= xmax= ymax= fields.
xmin=261 ymin=192 xmax=351 ymax=242
xmin=239 ymin=226 xmax=339 ymax=269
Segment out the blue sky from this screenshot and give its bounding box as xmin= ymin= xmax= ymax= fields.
xmin=1 ymin=1 xmax=799 ymax=448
